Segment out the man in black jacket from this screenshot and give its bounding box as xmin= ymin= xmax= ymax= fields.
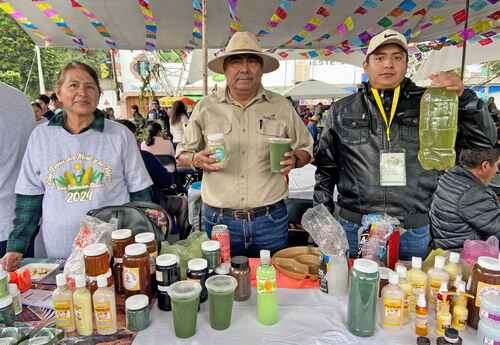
xmin=430 ymin=148 xmax=500 ymax=250
xmin=314 ymin=29 xmax=497 ymax=260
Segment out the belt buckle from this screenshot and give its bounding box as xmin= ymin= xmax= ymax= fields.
xmin=232 ymin=209 xmax=255 ymax=221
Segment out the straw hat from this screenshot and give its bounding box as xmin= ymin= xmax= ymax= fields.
xmin=208 ymin=31 xmax=280 ymax=74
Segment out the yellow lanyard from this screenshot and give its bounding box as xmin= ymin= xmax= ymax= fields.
xmin=371 ymin=85 xmax=400 ymax=143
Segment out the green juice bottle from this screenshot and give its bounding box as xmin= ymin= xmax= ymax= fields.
xmin=256 ymin=250 xmax=278 ymax=325
xmin=418 ymin=87 xmax=458 ymax=171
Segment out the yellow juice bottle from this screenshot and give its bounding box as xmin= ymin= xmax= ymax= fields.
xmin=52 ymin=274 xmax=75 ymax=332
xmin=451 ymin=281 xmax=469 ymax=331
xmin=444 ymin=252 xmax=462 ymax=285
xmin=93 ymin=276 xmax=117 ymax=335
xmin=73 ymin=275 xmax=93 ymax=336
xmin=381 ymin=272 xmax=404 ymax=331
xmin=408 ymin=257 xmax=428 ymax=313
xmin=427 ymin=256 xmax=449 ymax=306
xmin=396 ymin=265 xmax=412 ymax=324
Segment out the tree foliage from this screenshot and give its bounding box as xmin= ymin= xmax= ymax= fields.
xmin=0 ymin=11 xmax=108 ymax=100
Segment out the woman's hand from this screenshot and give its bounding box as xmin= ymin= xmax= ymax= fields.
xmin=0 ymin=252 xmax=23 ymax=272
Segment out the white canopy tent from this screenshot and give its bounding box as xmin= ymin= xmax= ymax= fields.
xmin=284 ymin=79 xmax=356 ymax=99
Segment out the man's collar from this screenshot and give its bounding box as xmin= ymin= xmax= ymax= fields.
xmin=216 ymin=85 xmax=271 ymax=104
xmin=48 ymin=109 xmax=105 ymax=133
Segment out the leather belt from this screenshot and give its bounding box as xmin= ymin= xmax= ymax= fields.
xmin=335 ymin=205 xmax=429 ymax=229
xmin=207 ymin=200 xmax=285 ymax=221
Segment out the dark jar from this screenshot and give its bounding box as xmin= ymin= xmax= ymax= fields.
xmin=230 ymin=256 xmax=251 ymax=301
xmin=187 ymin=258 xmax=209 ymax=303
xmin=156 ymin=254 xmax=180 ymax=311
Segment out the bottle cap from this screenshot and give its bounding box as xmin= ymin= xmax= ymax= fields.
xmin=0 ymin=295 xmax=13 ymax=309
xmin=449 ymin=252 xmax=460 ymax=264
xmin=125 ymin=243 xmax=147 ymax=257
xmin=201 ymin=240 xmax=220 ymax=252
xmin=166 ymin=280 xmax=202 ymax=300
xmin=477 ymin=256 xmax=500 ymax=272
xmin=83 ymin=243 xmax=108 ymax=257
xmin=434 ymin=256 xmax=445 ymax=269
xmin=353 ymin=258 xmax=379 ymax=274
xmin=396 ymin=265 xmax=407 ymax=278
xmin=111 ymin=229 xmax=132 ymax=240
xmin=8 ymin=284 xmax=18 ymax=295
xmin=188 ymin=258 xmax=208 ymax=271
xmin=417 ymin=292 xmax=427 ymax=307
xmin=416 ymin=337 xmax=431 ymax=345
xmin=56 ymin=273 xmax=66 ymax=287
xmin=125 ymin=294 xmax=149 ymax=311
xmin=260 ymin=250 xmax=271 ymax=265
xmin=74 ymin=275 xmax=86 ymax=288
xmin=205 ymin=275 xmax=238 ymax=294
xmin=444 ymin=327 xmax=459 ymax=341
xmin=96 ymin=275 xmax=108 ymax=288
xmin=215 ymin=263 xmax=231 ymax=275
xmin=134 ymin=232 xmax=155 ymax=244
xmin=388 ymin=271 xmax=399 ymax=285
xmin=207 ymin=133 xmax=224 ymax=141
xmin=439 ymin=281 xmax=448 ymax=292
xmin=231 ymin=256 xmax=249 ymax=269
xmin=412 ymin=256 xmax=422 ymax=269
xmin=156 ymin=254 xmax=178 ymax=267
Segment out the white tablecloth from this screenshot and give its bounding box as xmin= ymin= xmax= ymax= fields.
xmin=133 ymin=288 xmax=478 ymax=345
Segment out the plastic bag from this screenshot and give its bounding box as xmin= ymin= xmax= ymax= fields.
xmin=462 ymin=236 xmax=499 ymax=266
xmin=63 ymin=215 xmax=116 ymax=286
xmin=301 ymin=204 xmax=348 ymax=256
xmin=160 ymin=231 xmax=209 ymax=280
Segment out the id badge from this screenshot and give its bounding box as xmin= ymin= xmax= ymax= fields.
xmin=380 ymin=151 xmax=406 ymax=186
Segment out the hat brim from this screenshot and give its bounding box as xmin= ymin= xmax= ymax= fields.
xmin=208 ymin=50 xmax=280 ymax=74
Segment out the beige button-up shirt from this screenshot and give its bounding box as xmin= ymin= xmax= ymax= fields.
xmin=177 ymin=86 xmax=313 ymax=209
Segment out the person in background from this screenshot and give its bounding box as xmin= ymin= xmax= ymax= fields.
xmin=104 ymin=107 xmax=116 ymax=120
xmin=141 ymin=122 xmax=176 ymax=172
xmin=176 ymin=31 xmax=313 ymax=256
xmin=148 ymin=99 xmax=171 ymax=136
xmin=31 ymin=101 xmax=46 ymax=124
xmin=487 ymin=97 xmax=499 ymax=124
xmin=50 ymin=92 xmax=63 ymax=116
xmin=169 ymin=100 xmax=189 ymax=150
xmin=314 ymin=29 xmax=496 ymax=260
xmin=0 ymin=82 xmax=36 ymax=258
xmin=131 ymin=104 xmax=146 ymax=129
xmin=37 ymin=94 xmax=55 ymax=121
xmin=430 ymin=147 xmax=500 ymax=250
xmin=307 ymin=115 xmax=320 ymax=145
xmin=0 ymin=62 xmax=153 ymax=269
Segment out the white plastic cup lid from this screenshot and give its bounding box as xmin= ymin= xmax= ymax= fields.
xmin=212 ymin=224 xmax=228 ymax=232
xmin=449 ymin=252 xmax=460 ymax=264
xmin=166 ymin=280 xmax=202 ymax=300
xmin=477 ymin=256 xmax=500 ymax=272
xmin=205 ymin=275 xmax=237 ymax=294
xmin=188 ymin=258 xmax=208 ymax=271
xmin=434 ymin=255 xmax=445 ymax=269
xmin=412 ymin=256 xmax=422 ymax=269
xmin=56 ymin=273 xmax=65 ymax=287
xmin=266 ymin=137 xmax=292 ymax=144
xmin=207 ymin=133 xmax=224 ymax=141
xmin=125 ymin=243 xmax=147 ymax=257
xmin=156 ymin=254 xmax=178 ymax=267
xmin=8 ymin=284 xmax=18 ymax=295
xmin=215 ymin=263 xmax=231 ymax=275
xmin=378 ymin=267 xmax=393 ymax=279
xmin=125 ymin=294 xmax=149 ymax=310
xmin=353 ymin=259 xmax=379 ymax=274
xmin=0 ymin=295 xmax=13 ymax=309
xmin=201 ymin=240 xmax=220 ymax=252
xmin=96 ymin=275 xmax=108 ymax=288
xmin=388 ymin=272 xmax=399 ymax=285
xmin=112 ymin=229 xmax=132 ymax=240
xmin=135 ymin=232 xmax=155 ymax=244
xmin=83 ymin=243 xmax=108 ymax=257
xmin=74 ymin=275 xmax=86 ymax=288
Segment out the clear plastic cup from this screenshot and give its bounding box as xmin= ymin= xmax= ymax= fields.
xmin=166 ymin=280 xmax=202 ymax=338
xmin=205 ymin=275 xmax=238 ymax=330
xmin=267 ymin=138 xmax=292 ymax=173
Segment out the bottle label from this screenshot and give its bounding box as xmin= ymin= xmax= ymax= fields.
xmin=123 ymin=266 xmax=141 ymax=291
xmin=257 ymin=278 xmax=276 ymax=294
xmin=94 ymin=301 xmax=113 ymax=329
xmin=415 ymin=315 xmax=428 ymax=334
xmin=156 ymin=270 xmax=163 ymax=282
xmin=482 ymin=336 xmax=500 ymax=345
xmin=451 ymin=315 xmax=466 ymax=330
xmin=319 ymin=252 xmax=330 ymax=293
xmin=479 ymin=310 xmax=500 ymax=322
xmin=74 ymin=302 xmax=91 ymax=328
xmin=475 ymin=281 xmax=500 ymax=307
xmin=429 ymin=278 xmax=441 ymax=303
xmin=54 ymin=301 xmax=72 ymax=326
xmin=383 ymin=298 xmax=402 ymax=327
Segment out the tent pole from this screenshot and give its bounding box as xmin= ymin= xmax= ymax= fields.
xmin=35 ymin=45 xmax=46 ymax=94
xmin=202 ymin=0 xmax=208 ymax=96
xmin=110 ymin=49 xmax=120 ymax=101
xmin=460 ymin=0 xmax=470 ymax=80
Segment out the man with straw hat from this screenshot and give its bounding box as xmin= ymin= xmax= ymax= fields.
xmin=177 ymin=32 xmax=313 ymax=257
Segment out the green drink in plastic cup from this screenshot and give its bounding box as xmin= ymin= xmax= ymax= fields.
xmin=166 ymin=281 xmax=202 ymax=338
xmin=267 ymin=138 xmax=292 ymax=173
xmin=205 ymin=275 xmax=238 ymax=330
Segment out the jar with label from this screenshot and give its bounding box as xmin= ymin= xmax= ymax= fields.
xmin=125 ymin=294 xmax=150 ymax=332
xmin=135 ymin=232 xmax=158 ymax=293
xmin=211 ymin=224 xmax=231 ymax=263
xmin=123 ymin=243 xmax=151 ymax=298
xmin=0 ymin=295 xmax=15 ymax=326
xmin=201 ymin=240 xmax=220 ymax=272
xmin=207 ymin=133 xmax=226 ymax=166
xmin=156 ymin=254 xmax=180 ymax=311
xmin=230 ymin=256 xmax=251 ymax=301
xmin=83 ymin=243 xmax=111 ymax=293
xmin=187 ymin=258 xmax=209 ymax=303
xmin=467 ymin=256 xmax=500 ymax=329
xmin=111 ymin=229 xmax=134 ymax=294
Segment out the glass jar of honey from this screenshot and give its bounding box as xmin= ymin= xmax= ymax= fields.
xmin=123 ymin=243 xmax=151 ymax=298
xmin=111 ymin=229 xmax=134 ymax=294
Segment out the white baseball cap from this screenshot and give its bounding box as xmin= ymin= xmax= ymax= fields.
xmin=366 ymin=29 xmax=408 ymax=57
